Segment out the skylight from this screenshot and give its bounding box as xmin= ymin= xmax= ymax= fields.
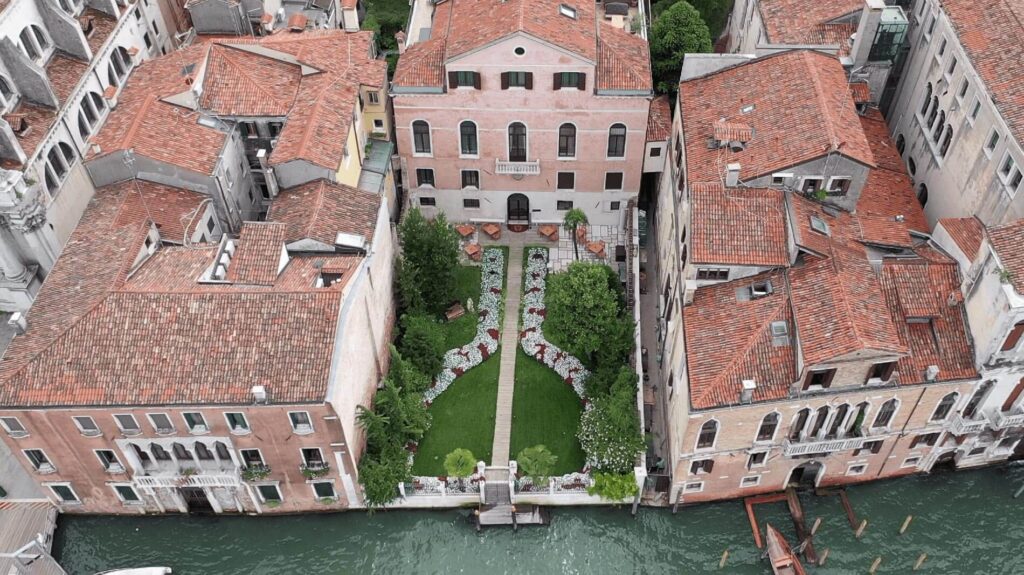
xmin=559 ymin=3 xmax=577 ymax=19
xmin=809 ymin=215 xmax=830 ymax=236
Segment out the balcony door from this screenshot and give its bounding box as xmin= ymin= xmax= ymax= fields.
xmin=507 ymin=193 xmax=529 ymax=225
xmin=508 ymin=122 xmax=527 ymax=162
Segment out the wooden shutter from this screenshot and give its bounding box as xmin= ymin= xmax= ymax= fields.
xmin=500 ymin=72 xmax=509 ymax=90
xmin=880 ymin=362 xmax=896 ymax=381
xmin=577 ymin=72 xmax=586 ymax=91
xmin=1001 ymin=321 xmax=1024 ymax=351
xmin=553 ymin=73 xmax=562 ymax=90
xmin=448 ymin=71 xmax=458 ymax=89
xmin=473 ymin=72 xmax=481 ymax=90
xmin=1002 ymin=378 xmax=1024 ymax=412
xmin=525 ymin=72 xmax=533 ymax=89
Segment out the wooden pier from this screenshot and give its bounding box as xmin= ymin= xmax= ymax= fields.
xmin=744 ymin=487 xmax=849 ymax=565
xmin=476 ymin=504 xmax=550 ymax=529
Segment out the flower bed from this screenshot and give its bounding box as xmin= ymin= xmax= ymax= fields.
xmin=520 ymin=248 xmax=590 ymax=401
xmin=424 ymin=247 xmax=505 ymax=404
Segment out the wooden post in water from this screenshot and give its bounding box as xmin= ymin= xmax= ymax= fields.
xmin=811 ymin=517 xmax=822 ymax=535
xmin=719 ymin=549 xmax=729 ymax=569
xmin=899 ymin=515 xmax=913 ymax=535
xmin=869 ymin=557 xmax=882 ymax=574
xmin=817 ymin=548 xmax=830 ymax=566
xmin=914 ymin=553 xmax=928 ymax=570
xmin=855 ymin=519 xmax=868 ymax=539
xmin=1014 ymin=483 xmax=1024 ymax=499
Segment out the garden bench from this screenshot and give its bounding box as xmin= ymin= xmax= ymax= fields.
xmin=445 ymin=303 xmax=465 ymax=321
xmin=481 ymin=223 xmax=502 ymax=240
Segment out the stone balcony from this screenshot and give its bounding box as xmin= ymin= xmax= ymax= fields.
xmin=988 ymin=410 xmax=1024 ymax=430
xmin=782 ymin=435 xmax=869 ymax=457
xmin=948 ymin=413 xmax=988 ymax=435
xmin=495 ymin=159 xmax=540 ymax=176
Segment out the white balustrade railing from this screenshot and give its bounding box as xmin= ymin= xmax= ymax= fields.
xmin=948 ymin=413 xmax=988 ymax=435
xmin=989 ymin=410 xmax=1024 ymax=430
xmin=783 ymin=435 xmax=868 ymax=457
xmin=495 ymin=158 xmax=541 ymax=175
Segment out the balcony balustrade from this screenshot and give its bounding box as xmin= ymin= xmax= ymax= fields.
xmin=495 ymin=158 xmax=541 ymax=176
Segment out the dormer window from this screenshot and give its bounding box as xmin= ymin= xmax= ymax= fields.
xmin=803 ymin=368 xmax=835 ymax=391
xmin=559 ymin=3 xmax=577 ymax=18
xmin=866 ymin=361 xmax=896 ymax=384
xmin=809 ymin=215 xmax=830 ymax=236
xmin=827 ymin=177 xmax=851 ymax=196
xmin=750 ymin=280 xmax=772 ymax=298
xmin=317 ymin=271 xmax=344 ymax=287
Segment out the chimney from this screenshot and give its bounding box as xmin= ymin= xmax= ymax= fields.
xmin=395 ymin=30 xmax=407 ymax=55
xmin=252 ymin=385 xmax=268 ymax=403
xmin=925 ymin=365 xmax=940 ymax=382
xmin=741 ymin=379 xmax=757 ymax=403
xmin=7 ymin=312 xmax=27 ymax=335
xmin=725 ymin=163 xmax=741 ymax=187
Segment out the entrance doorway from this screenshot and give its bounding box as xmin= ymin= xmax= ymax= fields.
xmin=179 ymin=487 xmax=214 ymax=513
xmin=787 ymin=461 xmax=823 ymax=489
xmin=507 ymin=194 xmax=529 ymax=225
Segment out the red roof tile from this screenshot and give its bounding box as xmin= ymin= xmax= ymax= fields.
xmin=268 ymin=179 xmax=381 ymax=245
xmin=790 ymin=193 xmax=860 ymax=254
xmin=942 ymin=0 xmax=1024 ymax=151
xmin=758 ymin=0 xmax=861 ymax=47
xmin=596 ymin=22 xmax=654 ymax=92
xmin=987 ymin=219 xmax=1024 ymax=295
xmin=1 ymin=103 xmax=57 ymax=170
xmin=646 ymin=95 xmax=671 ymax=142
xmin=116 ymin=180 xmax=207 ymax=244
xmin=679 ymin=51 xmax=874 ymax=184
xmin=938 ymin=217 xmax=985 ymax=261
xmin=46 ymin=55 xmax=88 ymax=105
xmin=856 ymin=110 xmax=929 ymax=235
xmin=227 ymin=222 xmax=287 ymax=286
xmin=789 ymin=243 xmax=907 ymax=365
xmin=685 ymin=269 xmax=797 ymax=409
xmin=690 ymin=183 xmax=789 ymax=267
xmin=82 ymin=8 xmax=117 ymax=55
xmin=199 ymin=44 xmax=303 ymax=116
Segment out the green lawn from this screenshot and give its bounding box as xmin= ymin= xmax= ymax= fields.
xmin=439 ymin=264 xmax=482 ymax=349
xmin=510 ymin=348 xmax=587 ymax=475
xmin=411 ymin=353 xmax=500 ymax=476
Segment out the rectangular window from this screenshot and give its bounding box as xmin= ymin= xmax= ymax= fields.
xmin=605 ymin=172 xmax=624 ymax=190
xmin=113 ymin=484 xmax=142 ymax=503
xmin=289 ymin=411 xmax=313 ymax=434
xmin=73 ymin=416 xmax=101 ymax=436
xmin=554 ymin=72 xmax=583 ymax=90
xmin=0 ymin=416 xmax=27 ymax=437
xmin=301 ymin=447 xmax=325 ymax=467
xmin=969 ymin=99 xmax=981 ymax=122
xmin=461 ymin=170 xmax=480 ymax=189
xmin=827 ymin=177 xmax=851 ymax=195
xmin=96 ymin=449 xmax=122 ymax=471
xmin=557 ymin=172 xmax=575 ymax=190
xmin=151 ymin=19 xmax=160 ymax=36
xmin=747 ymin=451 xmax=767 ymax=469
xmin=690 ymin=459 xmax=714 ymax=475
xmin=463 ymin=198 xmax=481 ymax=209
xmin=183 ymin=412 xmax=208 ymax=433
xmin=946 ymin=57 xmax=957 ymax=77
xmin=866 ymin=362 xmax=896 ymax=383
xmin=373 ymin=119 xmax=384 ymax=129
xmin=419 ymin=196 xmax=436 ymax=207
xmin=556 ymin=200 xmax=573 ymax=210
xmin=506 ymin=71 xmax=528 ymax=88
xmin=147 ymin=413 xmax=174 ymax=434
xmin=224 ymin=412 xmax=250 ymax=434
xmin=49 ymin=484 xmax=80 ymax=503
xmin=650 ymin=147 xmax=661 ymax=157
xmin=240 ymin=449 xmax=265 ymax=467
xmin=957 ymin=79 xmax=970 ymax=100
xmin=853 ymin=440 xmax=884 ymax=456
xmin=113 ymin=414 xmax=141 ymax=435
xmin=901 ymin=456 xmax=921 ymax=468
xmin=25 ymin=449 xmax=53 ymax=472
xmin=367 ymin=91 xmax=380 ymax=104
xmin=846 ymin=463 xmax=867 ymax=476
xmin=144 ymin=32 xmax=152 ymax=49
xmin=451 ymin=71 xmax=479 ymax=89
xmin=1000 ymin=155 xmax=1016 ymax=181
xmin=800 ymin=178 xmax=823 ymax=195
xmin=609 ymin=201 xmax=621 ymax=211
xmin=937 ymin=38 xmax=947 ymax=56
xmin=416 ymin=168 xmax=435 ymax=187
xmin=986 ymin=131 xmax=1001 ymax=156
xmin=803 ymin=368 xmax=836 ymax=390
xmin=695 ymin=268 xmax=729 ymax=281
xmin=910 ymin=432 xmax=940 ymax=448
xmin=684 ymin=481 xmax=704 ymax=493
xmin=740 ymin=476 xmax=760 ymax=488
xmin=925 ymin=15 xmax=935 ymax=37
xmin=257 ymin=484 xmax=282 ymax=502
xmin=312 ymin=481 xmax=335 ymax=499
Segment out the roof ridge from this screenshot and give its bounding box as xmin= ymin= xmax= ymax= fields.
xmin=215 ymin=45 xmax=296 ymax=111
xmin=119 ymin=94 xmax=158 ymax=151
xmin=803 ymin=51 xmax=839 ymax=152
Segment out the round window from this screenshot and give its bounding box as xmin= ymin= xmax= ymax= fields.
xmin=514 ymin=46 xmax=526 ymax=56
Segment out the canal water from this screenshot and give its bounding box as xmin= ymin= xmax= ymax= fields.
xmin=54 ymin=465 xmax=1024 ymax=574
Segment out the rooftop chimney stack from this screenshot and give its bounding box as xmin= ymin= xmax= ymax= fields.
xmin=741 ymin=379 xmax=757 ymax=403
xmin=395 ymin=30 xmax=407 ymax=55
xmin=725 ymin=163 xmax=741 ymax=187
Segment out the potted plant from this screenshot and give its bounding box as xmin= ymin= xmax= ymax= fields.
xmin=242 ymin=464 xmax=271 ymax=482
xmin=300 ymin=463 xmax=330 ymax=479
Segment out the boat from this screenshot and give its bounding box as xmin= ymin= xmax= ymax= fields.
xmin=764 ymin=524 xmax=807 ymax=575
xmin=96 ymin=564 xmax=172 ymax=568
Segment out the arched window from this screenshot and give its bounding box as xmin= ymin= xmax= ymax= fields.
xmin=696 ymin=420 xmax=718 ymax=449
xmin=789 ymin=408 xmax=810 ymax=441
xmin=44 ymin=142 xmax=75 ymax=193
xmin=214 ymin=441 xmax=231 ymax=461
xmin=916 ymin=183 xmax=928 ymax=207
xmin=558 ymin=123 xmax=576 ymax=158
xmin=896 ymin=134 xmax=905 ymax=156
xmin=1002 ymin=378 xmax=1024 ymax=413
xmin=940 ymin=126 xmax=953 ymax=157
xmin=809 ymin=405 xmax=830 ymax=438
xmin=756 ymin=412 xmax=779 ymax=442
xmin=150 ymin=443 xmax=171 ymax=461
xmin=19 ymin=25 xmax=50 ymax=61
xmin=873 ymin=399 xmax=897 ymax=428
xmin=107 ymin=46 xmax=133 ymax=88
xmin=607 ymin=123 xmax=626 ymax=157
xmin=172 ymin=443 xmax=193 ymax=460
xmin=194 ymin=442 xmax=214 ymax=460
xmin=933 ymin=111 xmax=946 ymax=142
xmin=926 ymin=97 xmax=939 ymax=129
xmin=508 ymin=122 xmax=527 ymax=162
xmin=826 ymin=404 xmax=850 ymax=439
xmin=931 ymin=392 xmax=958 ymax=421
xmin=412 ymin=120 xmax=431 ymax=154
xmin=77 ymin=91 xmax=106 ymax=139
xmin=459 ymin=121 xmax=477 ymax=156
xmin=847 ymin=402 xmax=869 ymax=436
xmin=131 ymin=443 xmax=152 ymax=464
xmin=920 ymin=83 xmax=932 ymax=115
xmin=908 ymin=157 xmax=917 ymax=176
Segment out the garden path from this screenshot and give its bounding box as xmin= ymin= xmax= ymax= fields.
xmin=491 ymin=235 xmax=526 ymax=466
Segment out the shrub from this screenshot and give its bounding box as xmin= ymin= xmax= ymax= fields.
xmin=399 ymin=313 xmax=446 ymax=376
xmin=578 ymin=374 xmax=645 ymax=474
xmin=588 ymin=472 xmax=639 ymax=502
xmin=359 ymin=442 xmax=411 ymax=508
xmin=650 ymin=1 xmax=713 ymax=93
xmin=517 ymin=445 xmax=558 ymax=482
xmin=398 ymin=208 xmax=460 ymax=315
xmin=389 ymin=346 xmax=431 ymax=394
xmin=444 ymin=449 xmax=476 ymax=488
xmin=545 ymin=262 xmax=633 ymax=366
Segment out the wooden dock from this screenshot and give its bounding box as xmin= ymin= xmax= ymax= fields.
xmin=743 ymin=489 xmax=818 ymax=564
xmin=476 ymin=505 xmax=550 ymax=529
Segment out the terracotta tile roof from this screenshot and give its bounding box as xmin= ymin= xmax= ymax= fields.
xmin=679 ymin=50 xmax=874 ymax=184
xmin=393 ymin=0 xmax=651 ymax=91
xmin=856 ymin=111 xmax=928 ymax=236
xmin=268 ymin=179 xmax=380 ymax=245
xmin=713 ymin=120 xmax=754 ymax=142
xmin=596 ymin=22 xmax=653 ymax=92
xmin=226 ymin=222 xmax=288 ymax=286
xmin=116 ymin=180 xmax=208 ymax=244
xmin=790 ymin=193 xmax=860 ymax=255
xmin=690 ymin=183 xmax=789 ymax=267
xmin=758 ymin=0 xmax=861 ymax=47
xmin=987 ymin=219 xmax=1024 ymax=295
xmin=938 ymin=217 xmax=985 ymax=260
xmin=46 ymin=55 xmax=89 ymax=105
xmin=1 ymin=103 xmax=57 ymax=169
xmin=855 ymin=214 xmax=912 ymax=248
xmin=646 ymin=95 xmax=671 ymax=142
xmin=269 ymin=74 xmax=358 ymax=170
xmin=942 ymin=0 xmax=1024 ymax=150
xmin=198 ymin=44 xmax=303 ymax=116
xmin=82 ymin=8 xmax=117 ymax=55
xmin=849 ymin=81 xmax=871 ymax=103
xmin=789 ymin=243 xmax=907 ymax=366
xmin=685 ymin=269 xmax=797 ymax=409
xmin=879 ymin=256 xmax=977 ymax=384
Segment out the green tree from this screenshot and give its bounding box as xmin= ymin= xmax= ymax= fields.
xmin=650 ymin=1 xmax=713 ymax=94
xmin=546 ymin=262 xmax=634 ymax=365
xmin=578 ymin=378 xmax=645 ymax=474
xmin=372 ymin=379 xmax=431 ymax=446
xmin=562 ymin=208 xmax=589 ymax=261
xmin=517 ymin=445 xmax=558 ymax=482
xmin=359 ymin=441 xmax=412 ymax=508
xmin=688 ymin=0 xmax=730 ymax=37
xmin=398 ymin=208 xmax=460 ymax=315
xmin=398 ymin=313 xmax=446 ymax=376
xmin=356 ymin=405 xmax=391 ymax=451
xmin=587 ymin=472 xmax=639 ymax=502
xmin=444 ymin=448 xmax=477 ymax=488
xmin=389 ymin=346 xmax=431 ymax=394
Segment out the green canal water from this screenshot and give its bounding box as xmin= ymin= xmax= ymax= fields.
xmin=54 ymin=466 xmax=1024 ymax=574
